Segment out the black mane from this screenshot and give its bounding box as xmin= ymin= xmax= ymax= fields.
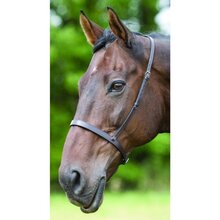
xmin=93 ymin=29 xmax=169 ymax=54
xmin=93 ymin=30 xmax=116 ymax=53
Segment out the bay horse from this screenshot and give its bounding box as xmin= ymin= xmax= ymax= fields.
xmin=59 ymin=7 xmax=170 ymax=213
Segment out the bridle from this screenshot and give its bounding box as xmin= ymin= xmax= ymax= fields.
xmin=70 ymin=35 xmax=155 ymax=164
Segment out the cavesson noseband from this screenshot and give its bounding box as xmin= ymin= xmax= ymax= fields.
xmin=70 ymin=35 xmax=155 ymax=164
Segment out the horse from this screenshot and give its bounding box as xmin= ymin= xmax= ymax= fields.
xmin=59 ymin=7 xmax=170 ymax=213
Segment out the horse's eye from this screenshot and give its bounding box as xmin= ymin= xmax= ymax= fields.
xmin=109 ymin=80 xmax=126 ymax=93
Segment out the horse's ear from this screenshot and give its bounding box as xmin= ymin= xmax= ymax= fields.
xmin=80 ymin=10 xmax=104 ymax=46
xmin=107 ymin=7 xmax=133 ymax=48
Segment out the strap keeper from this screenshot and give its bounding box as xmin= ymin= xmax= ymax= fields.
xmin=144 ymin=71 xmax=151 ymax=80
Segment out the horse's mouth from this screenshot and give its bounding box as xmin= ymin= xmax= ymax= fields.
xmin=80 ymin=178 xmax=106 ymax=213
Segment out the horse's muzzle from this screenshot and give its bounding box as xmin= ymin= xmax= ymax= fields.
xmin=59 ymin=166 xmax=106 ymax=213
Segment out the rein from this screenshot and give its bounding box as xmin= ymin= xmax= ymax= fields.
xmin=70 ymin=35 xmax=155 ymax=164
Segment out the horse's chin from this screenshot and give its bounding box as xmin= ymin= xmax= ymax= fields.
xmin=80 ymin=178 xmax=106 ymax=213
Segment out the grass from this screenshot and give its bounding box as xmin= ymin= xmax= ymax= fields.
xmin=51 ymin=191 xmax=169 ymax=220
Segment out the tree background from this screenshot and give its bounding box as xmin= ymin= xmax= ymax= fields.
xmin=50 ymin=0 xmax=170 ymax=192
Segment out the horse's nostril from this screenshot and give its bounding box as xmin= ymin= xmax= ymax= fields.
xmin=70 ymin=170 xmax=83 ymax=195
xmin=59 ymin=168 xmax=85 ymax=196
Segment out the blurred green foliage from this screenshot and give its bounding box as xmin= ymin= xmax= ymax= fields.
xmin=50 ymin=0 xmax=169 ymax=191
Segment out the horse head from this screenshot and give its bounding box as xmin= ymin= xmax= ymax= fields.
xmin=59 ymin=7 xmax=170 ymax=213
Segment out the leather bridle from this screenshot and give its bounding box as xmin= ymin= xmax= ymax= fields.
xmin=70 ymin=35 xmax=155 ymax=164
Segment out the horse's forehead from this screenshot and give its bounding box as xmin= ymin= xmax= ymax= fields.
xmin=90 ymin=43 xmax=134 ymax=74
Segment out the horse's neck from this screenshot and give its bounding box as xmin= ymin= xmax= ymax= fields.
xmin=143 ymin=37 xmax=170 ymax=134
xmin=153 ymin=38 xmax=170 ymax=133
xmin=156 ymin=71 xmax=170 ymax=133
xmin=153 ymin=38 xmax=170 ymax=76
xmin=145 ymin=68 xmax=170 ymax=135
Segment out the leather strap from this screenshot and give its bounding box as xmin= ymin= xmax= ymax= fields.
xmin=70 ymin=119 xmax=128 ymax=164
xmin=112 ymin=35 xmax=155 ymax=138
